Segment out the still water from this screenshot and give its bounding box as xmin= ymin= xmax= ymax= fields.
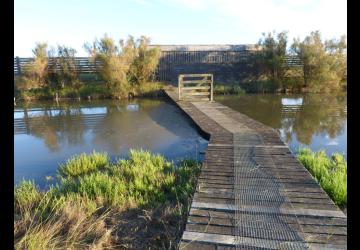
xmin=14 ymin=98 xmax=208 ymax=187
xmin=216 ymin=93 xmax=347 ymax=158
xmin=15 ymin=94 xmax=347 ymax=187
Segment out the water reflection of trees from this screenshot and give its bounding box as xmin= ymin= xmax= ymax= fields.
xmin=289 ymin=94 xmax=347 ymax=145
xmin=216 ymin=94 xmax=283 ymax=128
xmin=91 ymin=99 xmax=165 ymax=153
xmin=16 ymin=99 xmax=172 ymax=153
xmin=90 ymin=99 xmax=204 ymax=154
xmin=18 ymin=102 xmax=86 ymax=152
xmin=216 ymin=93 xmax=347 ymax=145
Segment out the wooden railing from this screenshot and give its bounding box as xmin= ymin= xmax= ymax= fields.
xmin=178 ymin=74 xmax=213 ymax=101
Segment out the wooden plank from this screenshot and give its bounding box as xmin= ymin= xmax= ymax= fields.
xmin=182 ymin=80 xmax=212 ymax=84
xmin=182 ymin=231 xmax=235 ymax=246
xmin=186 ymin=92 xmax=211 ymax=96
xmin=182 ymin=86 xmax=211 ymax=90
xmin=181 ymin=232 xmax=343 ymax=249
xmin=191 ymin=202 xmax=346 ymax=218
xmin=180 ymin=73 xmax=213 ymax=77
xmin=189 ymin=208 xmax=347 ymax=226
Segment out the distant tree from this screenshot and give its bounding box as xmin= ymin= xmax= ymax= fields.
xmin=291 ymin=31 xmax=347 ymax=92
xmin=17 ymin=43 xmax=49 ymax=90
xmin=53 ymin=45 xmax=82 ymax=93
xmin=256 ymin=31 xmax=289 ymax=89
xmin=325 ymin=35 xmax=347 ymax=88
xmin=84 ymin=34 xmax=161 ymax=98
xmin=127 ymin=36 xmax=161 ymax=85
xmin=84 ymin=34 xmax=136 ymax=99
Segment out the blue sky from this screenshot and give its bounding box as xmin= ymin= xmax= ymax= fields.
xmin=15 ymin=0 xmax=347 ymax=56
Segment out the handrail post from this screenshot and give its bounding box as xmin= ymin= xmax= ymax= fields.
xmin=178 ymin=74 xmax=182 ymax=101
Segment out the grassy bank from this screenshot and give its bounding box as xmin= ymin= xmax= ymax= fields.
xmin=15 ymin=82 xmax=166 ymax=102
xmin=14 ymin=150 xmax=200 ymax=249
xmin=297 ymin=148 xmax=347 ymax=208
xmin=213 ymin=83 xmax=246 ymax=95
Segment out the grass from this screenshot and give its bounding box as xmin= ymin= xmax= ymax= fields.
xmin=213 ymin=83 xmax=246 ymax=95
xmin=14 ymin=150 xmax=201 ymax=249
xmin=297 ymin=148 xmax=347 ymax=208
xmin=132 ymin=81 xmax=165 ymax=97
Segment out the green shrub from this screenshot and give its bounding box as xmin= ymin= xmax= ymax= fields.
xmin=58 ymin=151 xmax=109 ymax=177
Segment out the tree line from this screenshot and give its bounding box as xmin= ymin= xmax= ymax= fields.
xmin=247 ymin=30 xmax=347 ymax=93
xmin=15 ymin=35 xmax=161 ymax=100
xmin=15 ymin=31 xmax=347 ymax=99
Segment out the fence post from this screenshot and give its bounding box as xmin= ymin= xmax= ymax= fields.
xmin=210 ymin=74 xmax=213 ymax=102
xmin=16 ymin=56 xmax=21 ymax=75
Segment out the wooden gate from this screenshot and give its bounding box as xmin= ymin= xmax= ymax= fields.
xmin=178 ymin=74 xmax=213 ymax=101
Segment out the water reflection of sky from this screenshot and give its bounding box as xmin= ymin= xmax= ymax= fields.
xmin=281 ymin=98 xmax=303 ymax=106
xmin=14 ymin=99 xmax=208 ymax=188
xmin=80 ymin=107 xmax=107 ymax=115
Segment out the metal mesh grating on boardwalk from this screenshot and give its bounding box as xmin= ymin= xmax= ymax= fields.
xmin=233 ymin=133 xmax=306 ymax=249
xmin=163 ymin=88 xmax=346 ymax=250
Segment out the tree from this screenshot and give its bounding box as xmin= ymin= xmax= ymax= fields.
xmin=291 ymin=31 xmax=347 ymax=92
xmin=17 ymin=43 xmax=49 ymax=90
xmin=52 ymin=45 xmax=82 ymax=94
xmin=256 ymin=31 xmax=289 ymax=90
xmin=84 ymin=34 xmax=136 ymax=99
xmin=84 ymin=34 xmax=161 ymax=99
xmin=128 ymin=36 xmax=161 ymax=85
xmin=325 ymin=35 xmax=347 ymax=88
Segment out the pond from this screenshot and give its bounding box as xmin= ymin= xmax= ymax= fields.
xmin=216 ymin=93 xmax=347 ymax=158
xmin=14 ymin=98 xmax=208 ymax=188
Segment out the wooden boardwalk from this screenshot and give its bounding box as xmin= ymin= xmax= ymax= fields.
xmin=164 ymin=88 xmax=347 ymax=250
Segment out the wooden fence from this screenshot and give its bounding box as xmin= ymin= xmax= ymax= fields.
xmin=178 ymin=74 xmax=213 ymax=101
xmin=156 ymin=51 xmax=302 ymax=82
xmin=14 ymin=57 xmax=102 ymax=75
xmin=14 ymin=53 xmax=302 ymax=80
